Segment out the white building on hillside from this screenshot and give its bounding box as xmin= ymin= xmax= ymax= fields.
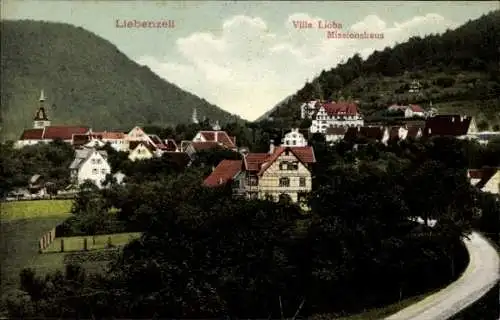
xmin=309 ymin=101 xmax=364 ymax=133
xmin=69 ymin=149 xmax=111 ymax=189
xmin=282 ymin=128 xmax=308 ymax=147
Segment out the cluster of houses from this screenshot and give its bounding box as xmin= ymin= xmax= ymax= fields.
xmin=300 ymin=99 xmax=499 ymax=146
xmin=9 ymin=92 xmax=500 ymax=203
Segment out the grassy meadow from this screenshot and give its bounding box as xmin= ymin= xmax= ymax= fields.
xmin=1 ymin=199 xmax=72 ymax=221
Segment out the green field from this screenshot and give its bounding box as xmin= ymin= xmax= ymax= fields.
xmin=43 ymin=232 xmax=142 ymax=253
xmin=1 ymin=200 xmax=73 ymax=221
xmin=0 ymin=217 xmax=67 ymax=292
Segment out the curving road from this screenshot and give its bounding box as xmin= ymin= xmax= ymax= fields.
xmin=385 ymin=232 xmax=500 ymax=320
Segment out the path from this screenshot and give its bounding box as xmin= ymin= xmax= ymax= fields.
xmin=385 ymin=232 xmax=499 ymax=320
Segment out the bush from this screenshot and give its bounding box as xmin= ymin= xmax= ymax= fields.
xmin=435 ymin=77 xmax=456 ymax=88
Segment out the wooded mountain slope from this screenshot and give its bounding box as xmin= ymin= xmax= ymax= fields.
xmin=263 ymin=10 xmax=500 ymax=130
xmin=1 ymin=20 xmax=240 ymax=141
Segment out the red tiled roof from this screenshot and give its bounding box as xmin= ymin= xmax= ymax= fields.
xmin=468 ymin=169 xmax=484 ymax=179
xmin=72 ymin=134 xmax=91 ymax=146
xmin=20 ymin=129 xmax=44 ymax=140
xmin=164 ymin=139 xmax=178 ymax=152
xmin=321 ymin=102 xmax=360 ymax=116
xmin=191 ymin=141 xmax=222 ymax=151
xmin=409 ymin=105 xmax=424 ymax=113
xmin=43 ymin=126 xmax=90 ymax=140
xmin=93 ymin=131 xmax=125 ymax=139
xmin=204 ymin=160 xmax=243 ymax=187
xmin=254 ymin=146 xmax=316 ymax=176
xmin=244 ymin=153 xmax=270 ymax=171
xmin=424 ymin=115 xmax=472 ymax=137
xmin=198 ymin=131 xmax=237 ymax=149
xmin=344 ymin=126 xmax=385 ymax=141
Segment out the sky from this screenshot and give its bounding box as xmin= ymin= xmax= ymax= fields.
xmin=2 ymin=1 xmax=498 ymax=121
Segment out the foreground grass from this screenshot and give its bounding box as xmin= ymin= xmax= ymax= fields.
xmin=42 ymin=232 xmax=142 ymax=253
xmin=0 ymin=217 xmax=66 ymax=292
xmin=1 ymin=200 xmax=72 ymax=221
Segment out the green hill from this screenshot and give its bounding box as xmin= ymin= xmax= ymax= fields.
xmin=0 ymin=20 xmax=241 ymax=141
xmin=262 ymin=10 xmax=500 ymax=130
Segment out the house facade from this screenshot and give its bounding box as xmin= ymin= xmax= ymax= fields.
xmin=282 ymin=128 xmax=308 ymax=147
xmin=325 ymin=127 xmax=347 ymax=144
xmin=192 ymin=130 xmax=237 ymax=150
xmin=309 ymin=101 xmax=364 ymax=134
xmin=70 ymin=149 xmax=111 ymax=189
xmin=205 ymin=145 xmax=316 ymax=204
xmin=128 ymin=141 xmax=156 ymax=161
xmin=92 ymin=131 xmax=129 ymax=152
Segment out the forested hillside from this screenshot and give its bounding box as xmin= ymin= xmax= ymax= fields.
xmin=0 ymin=20 xmax=240 ymax=141
xmin=263 ymin=10 xmax=500 ymax=130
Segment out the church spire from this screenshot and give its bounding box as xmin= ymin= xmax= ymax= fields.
xmin=192 ymin=108 xmax=199 ymax=124
xmin=33 ymin=89 xmax=51 ymax=129
xmin=39 ymin=89 xmax=46 ymax=102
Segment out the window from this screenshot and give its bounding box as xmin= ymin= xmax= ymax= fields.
xmin=279 ymin=177 xmax=290 ymax=187
xmin=92 ymin=168 xmax=98 ymax=175
xmin=292 ymin=140 xmax=296 ymax=145
xmin=265 ymin=193 xmax=274 ymax=201
xmin=101 ymin=168 xmax=106 ymax=174
xmin=96 ymin=159 xmax=101 ymax=164
xmin=247 ymin=176 xmax=258 ymax=186
xmin=299 ymin=177 xmax=306 ymax=187
xmin=91 ymin=159 xmax=96 ymax=164
xmin=279 ymin=161 xmax=286 ymax=170
xmin=248 ymin=192 xmax=258 ymax=199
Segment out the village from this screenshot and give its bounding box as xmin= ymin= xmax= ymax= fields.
xmin=7 ymin=89 xmax=500 ymax=203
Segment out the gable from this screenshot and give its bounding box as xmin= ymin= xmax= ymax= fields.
xmin=128 ymin=126 xmax=147 ymax=139
xmin=262 ymin=152 xmax=311 ymax=176
xmin=136 ymin=144 xmax=152 ymax=154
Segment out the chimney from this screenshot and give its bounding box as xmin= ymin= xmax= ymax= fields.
xmin=215 ymin=131 xmax=218 ymax=141
xmin=212 ymin=166 xmax=215 ymax=172
xmin=218 ymin=178 xmax=223 ymax=185
xmin=269 ymin=140 xmax=275 ymax=154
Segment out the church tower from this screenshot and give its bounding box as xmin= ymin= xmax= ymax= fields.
xmin=192 ymin=107 xmax=199 ymax=124
xmin=33 ymin=90 xmax=51 ymax=129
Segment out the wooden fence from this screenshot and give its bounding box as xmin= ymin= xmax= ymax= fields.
xmin=38 ymin=227 xmax=56 ymax=253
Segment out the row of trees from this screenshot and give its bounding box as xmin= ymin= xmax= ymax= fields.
xmin=0 ymin=140 xmax=74 ymax=197
xmin=5 ymin=134 xmax=496 ymax=318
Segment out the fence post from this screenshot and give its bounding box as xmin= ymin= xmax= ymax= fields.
xmin=106 ymin=236 xmax=112 ymax=248
xmin=83 ymin=238 xmax=88 ymax=251
xmin=60 ymin=238 xmax=64 ymax=252
xmin=92 ymin=236 xmax=96 ymax=246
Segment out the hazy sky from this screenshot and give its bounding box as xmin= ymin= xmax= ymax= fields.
xmin=2 ymin=1 xmax=498 ymax=120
